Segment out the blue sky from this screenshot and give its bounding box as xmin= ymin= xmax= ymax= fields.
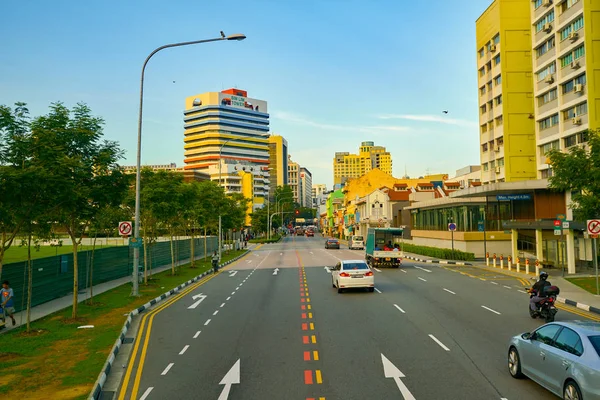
xmin=1 ymin=0 xmax=490 ymax=189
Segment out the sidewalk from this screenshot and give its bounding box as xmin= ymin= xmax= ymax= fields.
xmin=1 ymin=244 xmax=258 ymax=332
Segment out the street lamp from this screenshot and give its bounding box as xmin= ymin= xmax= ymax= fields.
xmin=131 ymin=32 xmax=246 ymax=296
xmin=270 ymin=193 xmax=293 ymax=239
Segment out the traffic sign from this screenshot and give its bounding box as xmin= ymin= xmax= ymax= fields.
xmin=477 ymin=221 xmax=484 ymax=232
xmin=554 ymin=230 xmax=562 ymax=236
xmin=448 ymin=222 xmax=457 ymax=231
xmin=587 ymin=219 xmax=600 ymax=235
xmin=553 ymin=220 xmax=561 ymax=227
xmin=562 ymin=222 xmax=570 ymax=229
xmin=119 ymin=221 xmax=133 ymax=236
xmin=556 ymin=214 xmax=567 ymax=221
xmin=129 ymin=237 xmax=143 ymax=248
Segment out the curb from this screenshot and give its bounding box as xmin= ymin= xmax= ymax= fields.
xmin=89 ymin=250 xmax=250 ymax=400
xmin=557 ymin=297 xmax=600 ymax=316
xmin=402 ymin=254 xmax=472 ymax=266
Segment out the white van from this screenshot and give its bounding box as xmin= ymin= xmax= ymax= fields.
xmin=349 ymin=235 xmax=364 ymax=250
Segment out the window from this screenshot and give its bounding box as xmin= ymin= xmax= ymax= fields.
xmin=479 ymin=67 xmax=485 ymax=77
xmin=536 ymin=37 xmax=555 ymax=58
xmin=497 ymin=136 xmax=504 ymax=145
xmin=494 ymin=75 xmax=502 ymax=85
xmin=497 ymin=158 xmax=504 ymax=167
xmin=540 ymin=140 xmax=559 ymax=156
xmin=496 ymin=116 xmax=503 ymax=126
xmin=494 ymin=54 xmax=501 ymax=65
xmin=533 ymin=324 xmax=561 ymax=345
xmin=537 ymin=62 xmax=556 ymax=81
xmin=483 ymin=163 xmax=489 ymax=171
xmin=590 ymin=336 xmax=600 ymax=357
xmin=482 ymin=143 xmax=488 ymax=152
xmin=492 ymin=34 xmax=500 ymax=45
xmin=560 ymin=0 xmax=579 ymax=12
xmin=574 ymin=45 xmax=585 ymax=60
xmin=480 ymin=124 xmax=488 ymax=134
xmin=490 ymin=160 xmax=495 ymax=168
xmin=565 ymin=134 xmax=577 ymax=147
xmin=560 ymin=16 xmax=584 ymax=40
xmin=539 ymin=114 xmax=559 ymax=130
xmin=480 ymin=86 xmax=486 ymax=95
xmin=487 ymin=81 xmax=493 ymax=91
xmin=541 ymin=168 xmax=554 ymax=178
xmin=560 ymin=52 xmax=573 ymax=68
xmin=342 ymin=262 xmax=369 ymax=270
xmin=535 ymin=10 xmax=555 ymax=33
xmin=479 ymin=48 xmax=485 ymax=58
xmin=486 ymin=61 xmax=492 ymax=72
xmin=480 ymin=104 xmax=487 ymax=114
xmin=539 ymin=88 xmax=558 ymax=105
xmin=534 ymin=0 xmax=543 ymax=8
xmin=495 ymin=95 xmax=502 ymax=106
xmin=577 ymin=131 xmax=588 ymax=144
xmin=563 ymin=73 xmax=586 ymax=93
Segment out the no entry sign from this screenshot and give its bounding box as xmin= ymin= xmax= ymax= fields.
xmin=119 ymin=221 xmax=133 ymax=236
xmin=587 ymin=220 xmax=600 ymax=236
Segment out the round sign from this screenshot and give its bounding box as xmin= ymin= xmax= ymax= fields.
xmin=587 ymin=219 xmax=600 ymax=235
xmin=448 ymin=222 xmax=457 ymax=231
xmin=119 ymin=221 xmax=132 ymax=236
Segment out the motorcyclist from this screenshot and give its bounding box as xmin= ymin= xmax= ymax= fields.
xmin=529 ymin=271 xmax=551 ymax=311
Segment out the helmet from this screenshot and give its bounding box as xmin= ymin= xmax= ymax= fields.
xmin=539 ymin=271 xmax=549 ymax=280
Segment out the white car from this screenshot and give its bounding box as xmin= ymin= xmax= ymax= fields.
xmin=331 ymin=260 xmax=374 ymax=293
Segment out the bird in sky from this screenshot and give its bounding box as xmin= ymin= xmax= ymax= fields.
xmin=442 ymin=110 xmax=449 ymax=114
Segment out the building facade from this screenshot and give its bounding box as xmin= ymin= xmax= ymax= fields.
xmin=333 ymin=141 xmax=392 ymax=185
xmin=268 ymin=134 xmax=289 ymax=198
xmin=476 ymin=0 xmax=538 ymax=184
xmin=288 ymin=156 xmax=300 ymax=204
xmin=299 ymin=167 xmax=313 ymax=208
xmin=530 ymin=0 xmax=600 ymax=178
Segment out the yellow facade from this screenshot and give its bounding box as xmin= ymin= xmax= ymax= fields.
xmin=239 ymin=170 xmax=254 ymax=227
xmin=476 ymin=0 xmax=537 ymax=184
xmin=333 ymin=141 xmax=393 ymax=185
xmin=583 ymin=0 xmax=600 ymax=131
xmin=268 ymin=135 xmax=288 ymax=197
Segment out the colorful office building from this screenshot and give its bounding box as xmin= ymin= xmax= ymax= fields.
xmin=333 ymin=141 xmax=392 ymax=185
xmin=268 ymin=134 xmax=289 ymax=198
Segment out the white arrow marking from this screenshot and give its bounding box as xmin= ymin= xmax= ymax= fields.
xmin=381 ymin=354 xmax=416 ymax=400
xmin=229 ymin=271 xmax=238 ymax=277
xmin=218 ymin=359 xmax=240 ymax=400
xmin=187 ymin=293 xmax=207 ymax=309
xmin=273 ymin=268 xmax=280 ymax=275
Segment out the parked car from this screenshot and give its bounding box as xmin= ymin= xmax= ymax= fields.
xmin=331 ymin=260 xmax=375 ymax=293
xmin=306 ymin=230 xmax=314 ymax=237
xmin=325 ymin=238 xmax=340 ymax=249
xmin=508 ymin=321 xmax=600 ymax=399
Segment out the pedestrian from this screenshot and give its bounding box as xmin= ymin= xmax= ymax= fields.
xmin=1 ymin=280 xmax=16 ymax=326
xmin=212 ymin=251 xmax=220 ymax=274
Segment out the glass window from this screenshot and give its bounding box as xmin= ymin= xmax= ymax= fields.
xmin=539 ymin=114 xmax=559 ymax=130
xmin=479 ymin=67 xmax=485 ymax=77
xmin=535 ymin=10 xmax=555 ymax=33
xmin=540 ymin=88 xmax=558 ymax=105
xmin=565 ymin=135 xmax=577 ymax=147
xmin=533 ymin=324 xmax=562 ymax=345
xmin=577 ymin=131 xmax=588 ymax=144
xmin=342 ymin=262 xmax=369 ymax=270
xmin=589 ymin=336 xmax=600 ymax=357
xmin=494 ymin=75 xmax=502 ymax=85
xmin=482 ymin=143 xmax=488 ymax=152
xmin=495 ymin=95 xmax=502 ymax=106
xmin=483 ymin=163 xmax=489 ymax=171
xmin=540 ymin=140 xmax=560 ymax=156
xmin=574 ymin=45 xmax=585 ymax=60
xmin=537 ymin=62 xmax=556 ymax=81
xmin=554 ymin=328 xmax=583 ymax=356
xmin=493 ymin=34 xmax=500 ymax=45
xmin=496 ymin=116 xmax=503 ymax=126
xmin=561 ymin=52 xmax=573 ymax=68
xmin=536 ymin=37 xmax=555 ymax=58
xmin=498 ymin=158 xmax=505 ymax=167
xmin=534 ymin=0 xmax=543 ymax=8
xmin=480 ymin=86 xmax=486 ymax=95
xmin=479 ymin=48 xmax=485 ymax=58
xmin=494 ymin=54 xmax=501 ymax=65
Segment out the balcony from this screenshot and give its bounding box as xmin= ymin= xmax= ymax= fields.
xmin=533 ymin=1 xmax=554 ymax=21
xmin=562 ymin=85 xmax=586 ymax=104
xmin=537 ymin=98 xmax=558 ymax=115
xmin=559 ymin=30 xmax=584 ymax=52
xmin=538 ymin=124 xmax=560 ymax=141
xmin=562 ymin=113 xmax=588 ymax=132
xmin=558 ymin=4 xmax=583 ymax=26
xmin=559 ymin=56 xmax=585 ymax=80
xmin=535 ymin=47 xmax=557 ymax=70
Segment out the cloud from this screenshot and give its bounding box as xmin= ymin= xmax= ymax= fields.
xmin=272 ymin=111 xmax=411 ymax=135
xmin=377 ymin=114 xmax=477 ymax=128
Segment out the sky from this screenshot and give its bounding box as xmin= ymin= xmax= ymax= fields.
xmin=1 ymin=0 xmax=491 ymax=189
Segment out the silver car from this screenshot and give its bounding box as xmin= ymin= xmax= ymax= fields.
xmin=508 ymin=321 xmax=600 ymax=399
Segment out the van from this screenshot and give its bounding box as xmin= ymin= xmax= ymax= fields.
xmin=349 ymin=235 xmax=364 ymax=250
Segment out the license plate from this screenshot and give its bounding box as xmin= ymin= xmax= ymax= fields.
xmin=352 ymin=275 xmax=363 ymax=278
xmin=385 ymin=258 xmax=391 ymax=261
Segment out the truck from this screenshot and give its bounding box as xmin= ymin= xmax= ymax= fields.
xmin=365 ymin=227 xmax=404 ymax=268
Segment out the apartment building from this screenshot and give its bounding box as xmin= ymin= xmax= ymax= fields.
xmin=288 ymin=156 xmax=300 ymax=203
xmin=531 ymin=0 xmax=600 ymax=178
xmin=476 ymin=0 xmax=538 ymax=184
xmin=268 ymin=134 xmax=289 ymax=198
xmin=299 ymin=167 xmax=313 ymax=208
xmin=333 ymin=141 xmax=392 ymax=185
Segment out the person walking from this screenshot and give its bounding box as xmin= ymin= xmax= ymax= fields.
xmin=211 ymin=251 xmax=220 ymax=274
xmin=1 ymin=280 xmax=16 ymax=326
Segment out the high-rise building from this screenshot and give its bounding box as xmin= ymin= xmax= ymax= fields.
xmin=182 ymin=88 xmax=271 ymax=226
xmin=299 ymin=167 xmax=313 ymax=208
xmin=530 ymin=0 xmax=600 ymax=178
xmin=268 ymin=134 xmax=289 ymax=198
xmin=476 ymin=0 xmax=538 ymax=184
xmin=333 ymin=141 xmax=392 ymax=185
xmin=312 ymin=184 xmax=327 ymax=205
xmin=288 ymin=156 xmax=299 ymax=204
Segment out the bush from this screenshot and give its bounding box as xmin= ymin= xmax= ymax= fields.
xmin=402 ymin=243 xmax=475 ymax=261
xmin=249 ymin=235 xmax=282 ymax=244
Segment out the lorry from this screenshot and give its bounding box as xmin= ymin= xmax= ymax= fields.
xmin=365 ymin=228 xmax=404 ymax=268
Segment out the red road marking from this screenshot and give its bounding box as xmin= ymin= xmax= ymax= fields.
xmin=302 ymin=313 xmax=307 ymax=319
xmin=303 ymin=335 xmax=309 ymax=344
xmin=301 ymin=305 xmax=306 ymax=310
xmin=302 ymin=323 xmax=308 ymax=330
xmin=301 ymin=292 xmax=305 ymax=297
xmin=304 ymin=370 xmax=313 ymax=384
xmin=304 ymin=351 xmax=311 ymax=361
xmin=301 ymin=298 xmax=305 ymax=302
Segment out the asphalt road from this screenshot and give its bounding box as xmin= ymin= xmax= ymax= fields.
xmin=114 ymin=234 xmax=600 ymax=400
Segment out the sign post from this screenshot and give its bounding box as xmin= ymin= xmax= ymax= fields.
xmin=448 ymin=222 xmax=457 ymax=260
xmin=587 ymin=219 xmax=600 ymax=295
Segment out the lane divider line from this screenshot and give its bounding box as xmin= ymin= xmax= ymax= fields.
xmin=161 ymin=363 xmax=174 ymax=376
xmin=179 ymin=345 xmax=189 ymax=355
xmin=429 ymin=334 xmax=450 ymax=351
xmin=375 ymin=288 xmax=382 ymax=293
xmin=204 ymin=319 xmax=211 ymax=326
xmin=443 ymin=288 xmax=456 ymax=295
xmin=394 ymin=304 xmax=406 ymax=314
xmin=139 ymin=387 xmax=153 ymax=400
xmin=193 ymin=331 xmax=201 ymax=339
xmin=481 ymin=305 xmax=502 ymax=315
xmin=418 ymin=277 xmax=427 ymax=282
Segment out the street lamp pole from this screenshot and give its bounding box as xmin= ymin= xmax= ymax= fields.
xmin=132 ymin=32 xmax=246 ymax=296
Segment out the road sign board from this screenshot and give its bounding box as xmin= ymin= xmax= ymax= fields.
xmin=478 ymin=221 xmax=484 ymax=232
xmin=129 ymin=237 xmax=143 ymax=248
xmin=562 ymin=222 xmax=570 ymax=229
xmin=448 ymin=222 xmax=457 ymax=231
xmin=587 ymin=220 xmax=600 ymax=235
xmin=118 ymin=221 xmax=132 ymax=236
xmin=554 ymin=220 xmax=561 ymax=227
xmin=554 ymin=230 xmax=562 ymax=236
xmin=592 ymin=234 xmax=599 ymax=239
xmin=557 ymin=214 xmax=567 ymax=221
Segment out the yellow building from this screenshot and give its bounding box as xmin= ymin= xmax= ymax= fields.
xmin=333 ymin=141 xmax=392 ymax=185
xmin=530 ymin=0 xmax=600 ymax=178
xmin=268 ymin=134 xmax=288 ymax=198
xmin=476 ymin=0 xmax=537 ymax=184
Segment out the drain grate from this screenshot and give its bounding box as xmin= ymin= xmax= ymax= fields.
xmin=123 ymin=337 xmax=134 ymax=344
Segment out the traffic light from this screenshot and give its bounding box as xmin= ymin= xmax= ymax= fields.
xmin=295 ymin=209 xmax=299 ymax=215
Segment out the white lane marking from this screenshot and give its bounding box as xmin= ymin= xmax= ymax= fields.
xmin=443 ymin=288 xmax=456 ymax=295
xmin=374 ymin=267 xmax=382 ymax=272
xmin=193 ymin=330 xmax=201 ymax=339
xmin=161 ymin=362 xmax=174 ymax=375
xmin=375 ymin=288 xmax=382 ymax=293
xmin=394 ymin=304 xmax=406 ymax=313
xmin=400 ymin=269 xmax=407 ymax=273
xmin=254 ymin=251 xmax=272 ymax=269
xmin=179 ymin=345 xmax=190 ymax=355
xmin=481 ymin=305 xmax=502 ymax=315
xmin=220 ymin=303 xmax=226 ymax=308
xmin=491 ymin=282 xmax=498 ymax=285
xmin=518 ymin=290 xmax=528 ymax=294
xmin=204 ymin=319 xmax=211 ymax=326
xmin=501 ymin=398 xmax=508 ymax=400
xmin=280 ymin=253 xmax=283 ymax=255
xmin=139 ymin=387 xmax=153 ymax=400
xmin=213 ymin=310 xmax=219 ymax=316
xmin=240 ymin=283 xmax=243 ymax=286
xmin=415 ymin=266 xmax=432 ymax=273
xmin=236 ymin=286 xmax=240 ymax=290
xmin=503 ymin=285 xmax=512 ymax=289
xmin=418 ymin=277 xmax=427 ymax=282
xmin=310 ymin=251 xmax=313 ymax=254
xmin=226 ymin=296 xmax=231 ymax=301
xmin=231 ymin=292 xmax=235 ymax=295
xmin=428 ymin=334 xmax=450 ymax=351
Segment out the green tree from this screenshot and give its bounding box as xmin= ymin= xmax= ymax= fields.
xmin=548 ymin=129 xmax=600 ymax=221
xmin=30 ymin=102 xmax=127 ymax=318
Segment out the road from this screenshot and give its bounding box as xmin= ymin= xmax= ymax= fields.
xmin=114 ymin=234 xmax=600 ymax=400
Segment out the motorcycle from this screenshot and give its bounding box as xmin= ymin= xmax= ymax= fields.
xmin=528 ymin=285 xmax=560 ymax=323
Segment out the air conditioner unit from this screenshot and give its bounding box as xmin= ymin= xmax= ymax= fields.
xmin=542 ymin=0 xmax=552 ymax=6
xmin=572 ymin=117 xmax=582 ymax=125
xmin=494 ymin=146 xmax=500 ymax=152
xmin=574 ymin=84 xmax=584 ymax=93
xmin=495 ymin=167 xmax=501 ymax=174
xmin=543 ymin=23 xmax=552 ymax=33
xmin=490 ymin=44 xmax=497 ymax=52
xmin=571 ymin=60 xmax=580 ymax=69
xmin=544 ymin=74 xmax=554 ymax=84
xmin=568 ymin=32 xmax=579 ymax=41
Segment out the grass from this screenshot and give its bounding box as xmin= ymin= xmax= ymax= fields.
xmin=0 ymin=249 xmax=247 ymax=400
xmin=566 ymin=277 xmax=600 ymax=295
xmin=2 ymin=242 xmax=123 ymax=264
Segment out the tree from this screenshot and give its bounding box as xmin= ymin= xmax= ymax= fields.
xmin=547 ymin=129 xmax=600 ymax=221
xmin=29 ymin=102 xmax=127 ymax=318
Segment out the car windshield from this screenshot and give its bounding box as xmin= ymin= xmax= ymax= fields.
xmin=589 ymin=335 xmax=600 ymax=357
xmin=328 ymin=239 xmax=338 ymax=242
xmin=353 ymin=236 xmax=364 ymax=241
xmin=342 ymin=263 xmax=369 ymax=270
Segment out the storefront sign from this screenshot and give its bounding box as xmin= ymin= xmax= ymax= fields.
xmin=496 ymin=194 xmax=531 ymax=201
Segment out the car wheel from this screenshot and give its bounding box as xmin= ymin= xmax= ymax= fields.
xmin=332 ymin=278 xmax=336 ymax=288
xmin=529 ymin=307 xmax=537 ymax=319
xmin=508 ymin=347 xmax=524 ymax=379
xmin=368 ymin=287 xmax=375 ymax=293
xmin=337 ymin=284 xmax=343 ymax=293
xmin=563 ymin=380 xmax=582 ymax=400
